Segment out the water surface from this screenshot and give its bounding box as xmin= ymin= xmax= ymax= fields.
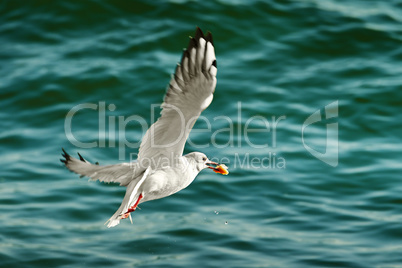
xmin=1 ymin=0 xmax=402 ymax=267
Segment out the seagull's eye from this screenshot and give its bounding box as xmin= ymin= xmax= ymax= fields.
xmin=202 ymin=157 xmax=207 ymax=161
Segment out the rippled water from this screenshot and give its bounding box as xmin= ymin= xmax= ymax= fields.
xmin=1 ymin=0 xmax=402 ymax=267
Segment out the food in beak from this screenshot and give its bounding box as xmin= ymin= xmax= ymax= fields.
xmin=207 ymin=162 xmax=229 ymax=175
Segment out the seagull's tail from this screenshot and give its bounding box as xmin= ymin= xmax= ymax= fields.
xmin=105 ymin=167 xmax=150 ymax=228
xmin=105 ymin=180 xmax=138 ymax=228
xmin=105 ymin=215 xmax=120 ymax=228
xmin=105 ymin=212 xmax=124 ymax=228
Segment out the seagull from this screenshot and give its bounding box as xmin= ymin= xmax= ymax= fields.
xmin=61 ymin=27 xmax=228 ymax=228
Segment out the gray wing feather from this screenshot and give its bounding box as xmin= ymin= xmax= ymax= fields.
xmin=61 ymin=149 xmax=140 ymax=186
xmin=137 ymin=27 xmax=217 ymax=164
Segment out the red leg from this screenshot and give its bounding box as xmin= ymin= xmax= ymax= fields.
xmin=121 ymin=193 xmax=143 ymax=219
xmin=126 ymin=193 xmax=143 ymax=213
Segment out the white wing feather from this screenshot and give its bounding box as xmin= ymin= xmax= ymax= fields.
xmin=137 ymin=28 xmax=217 ymax=165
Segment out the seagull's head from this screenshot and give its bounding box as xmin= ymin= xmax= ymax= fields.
xmin=185 ymin=152 xmax=229 ymax=175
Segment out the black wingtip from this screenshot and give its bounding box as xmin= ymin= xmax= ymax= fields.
xmin=212 ymin=59 xmax=217 ymax=68
xmin=195 ymin=26 xmax=205 ymax=40
xmin=187 ymin=37 xmax=197 ymax=51
xmin=77 ymin=152 xmax=85 ymax=162
xmin=61 ymin=148 xmax=71 ymax=165
xmin=205 ymin=31 xmax=214 ymax=46
xmin=61 ymin=148 xmax=70 ymax=160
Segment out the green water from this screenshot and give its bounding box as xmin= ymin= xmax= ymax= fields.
xmin=1 ymin=0 xmax=402 ymax=267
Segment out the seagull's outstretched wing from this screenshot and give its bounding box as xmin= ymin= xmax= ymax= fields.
xmin=60 ymin=149 xmax=141 ymax=186
xmin=138 ymin=27 xmax=217 ymax=164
